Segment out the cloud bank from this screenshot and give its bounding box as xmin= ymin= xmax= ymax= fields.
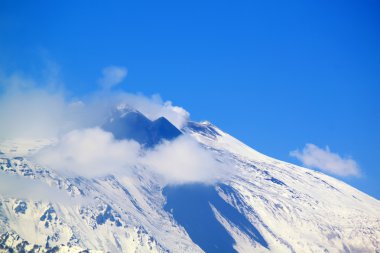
xmin=33 ymin=128 xmax=222 ymax=185
xmin=0 ymin=66 xmax=220 ymax=185
xmin=290 ymin=144 xmax=361 ymax=177
xmin=33 ymin=128 xmax=141 ymax=178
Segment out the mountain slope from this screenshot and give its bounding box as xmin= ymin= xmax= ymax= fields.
xmin=185 ymin=121 xmax=380 ymax=252
xmin=0 ymin=113 xmax=379 ymax=253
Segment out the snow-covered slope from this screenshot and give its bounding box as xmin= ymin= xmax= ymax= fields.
xmin=0 ymin=112 xmax=379 ymax=253
xmin=185 ymin=121 xmax=380 ymax=253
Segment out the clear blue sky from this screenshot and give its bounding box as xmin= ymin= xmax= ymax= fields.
xmin=1 ymin=0 xmax=379 ymax=198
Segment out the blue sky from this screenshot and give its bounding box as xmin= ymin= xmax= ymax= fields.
xmin=1 ymin=0 xmax=379 ymax=198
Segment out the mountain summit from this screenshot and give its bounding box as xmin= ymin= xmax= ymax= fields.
xmin=103 ymin=106 xmax=182 ymax=147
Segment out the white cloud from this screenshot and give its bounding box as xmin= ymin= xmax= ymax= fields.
xmin=99 ymin=66 xmax=128 ymax=89
xmin=33 ymin=128 xmax=140 ymax=178
xmin=290 ymin=144 xmax=360 ymax=177
xmin=32 ymin=128 xmax=223 ymax=185
xmin=142 ymin=135 xmax=223 ymax=185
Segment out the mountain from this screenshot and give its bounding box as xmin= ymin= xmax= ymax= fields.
xmin=0 ymin=108 xmax=379 ymax=253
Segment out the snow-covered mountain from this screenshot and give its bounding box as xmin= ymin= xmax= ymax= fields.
xmin=0 ymin=107 xmax=379 ymax=253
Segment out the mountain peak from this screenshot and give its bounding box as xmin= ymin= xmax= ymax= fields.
xmin=103 ymin=107 xmax=182 ymax=147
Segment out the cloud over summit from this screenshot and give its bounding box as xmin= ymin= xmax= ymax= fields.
xmin=0 ymin=66 xmax=223 ymax=185
xmin=0 ymin=68 xmax=189 ymax=138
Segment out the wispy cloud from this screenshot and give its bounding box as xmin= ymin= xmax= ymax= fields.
xmin=0 ymin=68 xmax=189 ymax=138
xmin=290 ymin=144 xmax=360 ymax=177
xmin=0 ymin=173 xmax=76 ymax=204
xmin=0 ymin=81 xmax=67 ymax=138
xmin=99 ymin=66 xmax=128 ymax=89
xmin=115 ymin=93 xmax=190 ymax=129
